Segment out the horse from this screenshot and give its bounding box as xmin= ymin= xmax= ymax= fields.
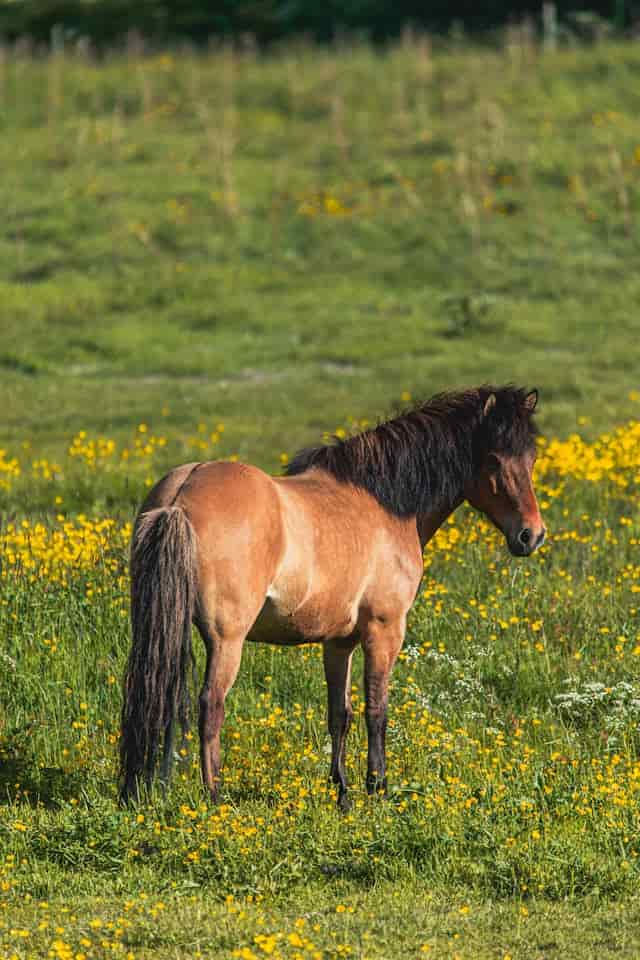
xmin=119 ymin=384 xmax=545 ymax=809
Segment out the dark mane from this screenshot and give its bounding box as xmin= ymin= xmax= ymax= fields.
xmin=286 ymin=385 xmax=538 ymax=518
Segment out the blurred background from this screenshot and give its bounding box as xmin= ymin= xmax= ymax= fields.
xmin=1 ymin=0 xmax=639 ymax=488
xmin=1 ymin=1 xmax=637 ymax=47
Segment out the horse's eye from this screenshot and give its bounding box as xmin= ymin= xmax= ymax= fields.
xmin=486 ymin=454 xmax=500 ymax=474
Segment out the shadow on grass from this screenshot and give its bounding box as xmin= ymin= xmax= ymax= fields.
xmin=0 ymin=751 xmax=85 ymax=808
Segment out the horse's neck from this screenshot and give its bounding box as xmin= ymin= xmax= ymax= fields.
xmin=416 ymin=497 xmax=463 ymax=549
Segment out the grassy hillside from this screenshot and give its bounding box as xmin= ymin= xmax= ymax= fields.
xmin=2 ymin=36 xmax=640 ymax=960
xmin=1 ymin=38 xmax=640 ymax=474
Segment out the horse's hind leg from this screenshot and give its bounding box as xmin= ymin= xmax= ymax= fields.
xmin=323 ymin=636 xmax=357 ymax=812
xmin=196 ymin=620 xmax=245 ymax=803
xmin=144 ymin=701 xmax=174 ymax=791
xmin=160 ymin=719 xmax=175 ymax=786
xmin=160 ymin=652 xmax=198 ymax=785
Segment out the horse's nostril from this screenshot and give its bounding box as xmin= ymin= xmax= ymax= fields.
xmin=519 ymin=528 xmax=532 ymax=546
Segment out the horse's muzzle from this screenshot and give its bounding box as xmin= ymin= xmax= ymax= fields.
xmin=507 ymin=526 xmax=546 ymax=557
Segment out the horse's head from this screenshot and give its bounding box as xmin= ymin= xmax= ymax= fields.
xmin=464 ymin=388 xmax=545 ymax=557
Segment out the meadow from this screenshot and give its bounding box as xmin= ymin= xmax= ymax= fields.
xmin=1 ymin=32 xmax=640 ymax=960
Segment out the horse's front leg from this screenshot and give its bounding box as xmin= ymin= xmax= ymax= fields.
xmin=323 ymin=636 xmax=357 ymax=812
xmin=360 ymin=615 xmax=405 ymax=797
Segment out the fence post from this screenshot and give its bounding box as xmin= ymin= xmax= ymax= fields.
xmin=542 ymin=3 xmax=558 ymax=51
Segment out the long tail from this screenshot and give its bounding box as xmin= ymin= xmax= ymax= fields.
xmin=119 ymin=505 xmax=197 ymax=802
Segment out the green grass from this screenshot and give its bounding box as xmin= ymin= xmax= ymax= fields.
xmin=2 ymin=34 xmax=640 ymax=960
xmin=1 ymin=39 xmax=640 ymax=467
xmin=3 ymin=471 xmax=640 ymax=957
xmin=6 ymin=888 xmax=640 ymax=959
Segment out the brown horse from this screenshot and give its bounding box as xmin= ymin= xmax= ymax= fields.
xmin=120 ymin=384 xmax=545 ymax=808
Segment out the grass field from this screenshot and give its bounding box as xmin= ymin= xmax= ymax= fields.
xmin=2 ymin=34 xmax=640 ymax=462
xmin=2 ymin=33 xmax=640 ymax=960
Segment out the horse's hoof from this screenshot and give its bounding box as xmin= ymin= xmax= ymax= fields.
xmin=366 ymin=776 xmax=388 ymax=799
xmin=337 ymin=792 xmax=352 ymax=813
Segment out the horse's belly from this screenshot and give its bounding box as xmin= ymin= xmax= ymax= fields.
xmin=247 ymin=596 xmax=357 ymax=646
xmin=247 ymin=598 xmax=318 ymax=646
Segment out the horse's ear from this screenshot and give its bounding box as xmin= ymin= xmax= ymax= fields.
xmin=523 ymin=389 xmax=538 ymax=413
xmin=483 ymin=393 xmax=496 ymax=417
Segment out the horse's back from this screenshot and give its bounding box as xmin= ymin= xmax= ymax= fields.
xmin=138 ymin=461 xmax=202 ymax=514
